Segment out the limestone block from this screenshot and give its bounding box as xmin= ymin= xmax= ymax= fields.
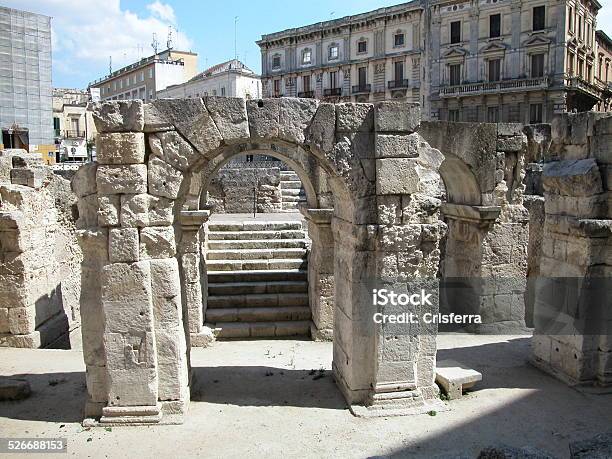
xmin=377 ymin=195 xmax=402 ymax=225
xmin=376 ymin=158 xmax=420 ymax=195
xmin=184 ymin=281 xmax=203 ymax=333
xmin=92 ymin=100 xmax=144 ymax=133
xmin=177 ymin=228 xmax=200 ymax=254
xmin=101 ymin=261 xmax=154 ymax=334
xmin=497 ymin=123 xmax=523 ymax=137
xmin=278 ymin=97 xmax=319 ymax=144
xmin=435 ymin=360 xmax=482 ymax=400
xmin=375 ymin=133 xmax=421 ymax=159
xmin=140 ymin=226 xmax=176 ymax=259
xmin=104 ymin=331 xmax=157 ymax=369
xmin=181 ymin=252 xmax=200 ymax=282
xmin=0 ymin=155 xmax=12 ymax=184
xmin=149 ymin=258 xmax=182 ymax=326
xmin=120 ymin=194 xmax=175 ymax=228
xmin=496 ymin=135 xmax=524 ymax=152
xmin=98 ymin=194 xmax=120 ymax=227
xmin=592 ymin=133 xmax=612 ymax=165
xmin=11 ymin=168 xmax=45 ymax=188
xmin=149 ymin=131 xmax=201 ymax=172
xmin=85 ymin=365 xmax=108 ymax=403
xmin=8 ymin=306 xmax=36 ymax=334
xmin=143 ymin=103 xmax=174 ymax=133
xmin=203 ymin=96 xmax=250 ymax=142
xmin=97 ymin=165 xmax=148 ymax=195
xmin=71 ymin=162 xmax=98 ymax=198
xmin=96 ymin=132 xmax=145 ymax=165
xmin=155 ymin=328 xmax=188 ymax=401
xmin=106 ymin=367 xmax=158 ymax=407
xmin=247 ymin=98 xmax=280 ymax=139
xmin=0 ymin=307 xmax=8 ymax=333
xmin=150 ymin=98 xmax=222 ymax=157
xmin=108 ymin=228 xmax=140 ymax=263
xmin=148 ymin=156 xmax=183 ymax=199
xmin=77 ymin=228 xmax=109 ymax=268
xmin=76 ymin=194 xmax=99 ymax=229
xmin=336 ymin=103 xmax=374 ymax=132
xmin=543 ymin=159 xmax=603 ymax=197
xmin=374 ymin=101 xmax=420 ymax=133
xmin=305 ymin=103 xmax=336 ymax=154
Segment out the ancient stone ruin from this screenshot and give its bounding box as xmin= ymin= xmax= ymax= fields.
xmin=1 ymin=96 xmax=609 ymax=426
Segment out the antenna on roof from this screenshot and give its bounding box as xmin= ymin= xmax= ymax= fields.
xmin=167 ymin=26 xmax=173 ymax=50
xmin=151 ymin=33 xmax=159 ymax=54
xmin=109 ymin=56 xmax=112 ymax=74
xmin=234 ymin=16 xmax=239 ymax=61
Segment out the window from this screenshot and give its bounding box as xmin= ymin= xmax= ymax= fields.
xmin=272 ymin=55 xmax=281 ymax=69
xmin=329 ymin=71 xmax=338 ymax=88
xmin=53 ymin=117 xmax=60 ymax=130
xmin=302 ymin=49 xmax=311 ymax=64
xmin=140 ymin=71 xmax=144 ymax=82
xmin=531 ymin=54 xmax=545 ymax=78
xmin=450 ymin=21 xmax=461 ymax=44
xmin=448 ymin=109 xmax=460 ymax=122
xmin=487 ymin=106 xmax=499 ymax=123
xmin=125 ymin=77 xmax=129 ymax=87
xmin=578 ymin=58 xmax=584 ymax=78
xmin=148 ymin=68 xmax=153 ymax=78
xmin=578 ymin=16 xmax=583 ymax=39
xmin=221 ymin=87 xmax=226 ymax=96
xmin=449 ymin=64 xmax=461 ymax=85
xmin=568 ymin=51 xmax=575 ymax=75
xmin=273 ymin=79 xmax=281 ymax=95
xmin=489 ymin=59 xmax=501 ymax=82
xmin=394 ymin=33 xmax=405 ymax=47
xmin=357 ymin=40 xmax=367 ymax=53
xmin=329 ymin=45 xmax=339 ymax=60
xmin=569 ymin=7 xmax=573 ymax=32
xmin=530 ymin=103 xmax=543 ymax=124
xmin=107 ymin=85 xmax=111 ymax=93
xmin=394 ymin=61 xmax=404 ymax=81
xmin=533 ymin=6 xmax=545 ymax=31
xmin=113 ymin=81 xmax=116 ymax=90
xmin=212 ymin=89 xmax=217 ymax=96
xmin=132 ymin=75 xmax=136 ymax=84
xmin=358 ymin=66 xmax=367 ymax=87
xmin=302 ymin=75 xmax=310 ymax=91
xmin=490 ymin=14 xmax=501 ymax=38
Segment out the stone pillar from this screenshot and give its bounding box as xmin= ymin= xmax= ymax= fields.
xmin=300 ymin=207 xmax=334 ymax=341
xmin=178 ymin=210 xmax=215 ymax=347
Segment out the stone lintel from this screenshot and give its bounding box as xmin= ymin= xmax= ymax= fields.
xmin=299 ymin=207 xmax=333 ymax=224
xmin=441 ymin=203 xmax=501 ymax=224
xmin=179 ymin=210 xmax=211 ymax=227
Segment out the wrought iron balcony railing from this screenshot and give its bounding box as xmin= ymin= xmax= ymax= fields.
xmin=323 ymin=88 xmax=342 ymax=97
xmin=298 ymin=91 xmax=315 ymax=98
xmin=63 ymin=130 xmax=86 ymax=138
xmin=352 ymin=84 xmax=371 ymax=94
xmin=440 ymin=77 xmax=549 ymax=98
xmin=388 ymin=79 xmax=410 ymax=89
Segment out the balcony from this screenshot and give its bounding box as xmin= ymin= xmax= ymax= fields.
xmin=271 ymin=93 xmax=284 ymax=98
xmin=352 ymin=84 xmax=371 ymax=95
xmin=323 ymin=88 xmax=342 ymax=97
xmin=298 ymin=90 xmax=315 ymax=98
xmin=440 ymin=77 xmax=549 ymax=98
xmin=564 ymin=76 xmax=602 ymax=99
xmin=63 ymin=130 xmax=86 ymax=139
xmin=388 ymin=79 xmax=410 ymax=89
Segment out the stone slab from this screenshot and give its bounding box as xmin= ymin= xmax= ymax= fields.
xmin=435 ymin=359 xmax=482 ymax=400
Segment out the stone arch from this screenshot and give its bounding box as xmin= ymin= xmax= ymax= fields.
xmin=78 ymin=97 xmax=447 ymax=425
xmin=439 ymin=154 xmax=481 ymax=206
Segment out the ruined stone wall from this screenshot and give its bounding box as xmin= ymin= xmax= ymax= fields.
xmin=0 ymin=149 xmax=82 ymax=348
xmin=532 ymin=112 xmax=612 ymax=387
xmin=206 ymin=167 xmax=282 ymax=213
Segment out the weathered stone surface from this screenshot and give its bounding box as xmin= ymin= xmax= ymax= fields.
xmin=150 ymin=258 xmax=182 ymax=326
xmin=0 ymin=378 xmax=31 ymax=400
xmin=96 ymin=132 xmax=145 ymax=165
xmin=497 ymin=135 xmax=525 ymax=153
xmin=376 ymin=158 xmax=420 ymax=195
xmin=151 ymin=98 xmax=222 ymax=157
xmin=140 ymin=226 xmax=176 ymax=259
xmin=11 ymin=168 xmax=45 ymax=188
xmin=98 ymin=194 xmax=120 ymax=227
xmin=570 ymin=433 xmax=612 ymax=459
xmin=150 ymin=131 xmax=202 ymax=172
xmin=97 ymin=165 xmax=148 ymax=195
xmin=278 ymin=97 xmax=319 ymax=144
xmin=375 ymin=133 xmax=421 ymax=159
xmin=305 ymin=103 xmax=336 ymax=154
xmin=204 ymin=96 xmax=250 ymax=142
xmin=108 ymin=228 xmax=139 ymax=263
xmin=143 ymin=103 xmax=175 ymax=133
xmin=336 ymin=103 xmax=374 ymax=132
xmin=374 ymin=101 xmax=420 ymax=133
xmin=71 ymin=162 xmax=98 ymax=198
xmin=542 ymin=159 xmax=603 ymax=197
xmin=76 ymin=194 xmax=99 ymax=229
xmin=148 ymin=156 xmax=184 ymax=199
xmin=93 ymin=100 xmax=144 ymax=133
xmin=247 ymin=98 xmax=280 ymax=139
xmin=120 ymin=194 xmax=175 ymax=227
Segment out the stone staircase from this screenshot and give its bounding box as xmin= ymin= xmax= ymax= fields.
xmin=205 ymin=219 xmax=311 ymax=339
xmin=280 ymin=171 xmax=306 ymax=212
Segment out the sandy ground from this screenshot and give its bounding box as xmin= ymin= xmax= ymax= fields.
xmin=1 ymin=334 xmax=611 ymax=459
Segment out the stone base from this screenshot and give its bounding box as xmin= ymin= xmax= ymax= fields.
xmin=310 ymin=323 xmax=333 ymax=342
xmin=529 ymin=355 xmax=612 ymax=388
xmin=0 ymin=312 xmax=70 ymax=349
xmin=190 ymin=325 xmax=218 ymax=347
xmin=332 ymin=361 xmax=369 ymax=407
xmin=84 ymin=400 xmax=188 ymax=427
xmin=349 ymin=396 xmax=448 ymax=418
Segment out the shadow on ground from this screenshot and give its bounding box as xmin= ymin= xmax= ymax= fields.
xmin=190 ymin=366 xmax=347 ymax=410
xmin=0 ymin=372 xmax=86 ymax=423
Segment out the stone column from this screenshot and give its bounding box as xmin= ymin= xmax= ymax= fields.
xmin=178 ymin=209 xmax=215 ymax=347
xmin=300 ymin=207 xmax=334 ymax=341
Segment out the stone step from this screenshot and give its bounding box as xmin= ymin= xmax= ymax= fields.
xmin=208 ymin=230 xmax=306 ymax=240
xmin=207 ymin=269 xmax=307 ymax=283
xmin=282 ymin=202 xmax=299 ymax=210
xmin=208 ymin=221 xmax=303 ymax=232
xmin=280 ymin=171 xmax=299 ymax=180
xmin=206 ymin=258 xmax=307 ymax=271
xmin=206 ymin=247 xmax=307 ymax=260
xmin=206 ymin=306 xmax=311 ymax=323
xmin=208 ymin=280 xmax=307 ymax=296
xmin=208 ymin=292 xmax=309 ymax=309
xmin=215 ymin=320 xmax=311 ymax=339
xmin=207 ymin=238 xmax=308 ymax=250
xmin=280 ymin=195 xmax=303 ymax=203
xmin=280 ymin=188 xmax=303 ymax=197
xmin=280 ymin=181 xmax=303 ymax=190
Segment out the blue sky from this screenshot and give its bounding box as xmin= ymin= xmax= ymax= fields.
xmin=3 ymin=0 xmax=612 ymax=89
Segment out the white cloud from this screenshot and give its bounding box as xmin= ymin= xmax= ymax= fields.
xmin=1 ymin=0 xmax=193 ymax=86
xmin=146 ymin=1 xmax=176 ymax=24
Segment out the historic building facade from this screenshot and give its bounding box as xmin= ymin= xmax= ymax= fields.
xmin=257 ymin=0 xmax=605 ymax=124
xmin=595 ymin=30 xmax=612 ymax=112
